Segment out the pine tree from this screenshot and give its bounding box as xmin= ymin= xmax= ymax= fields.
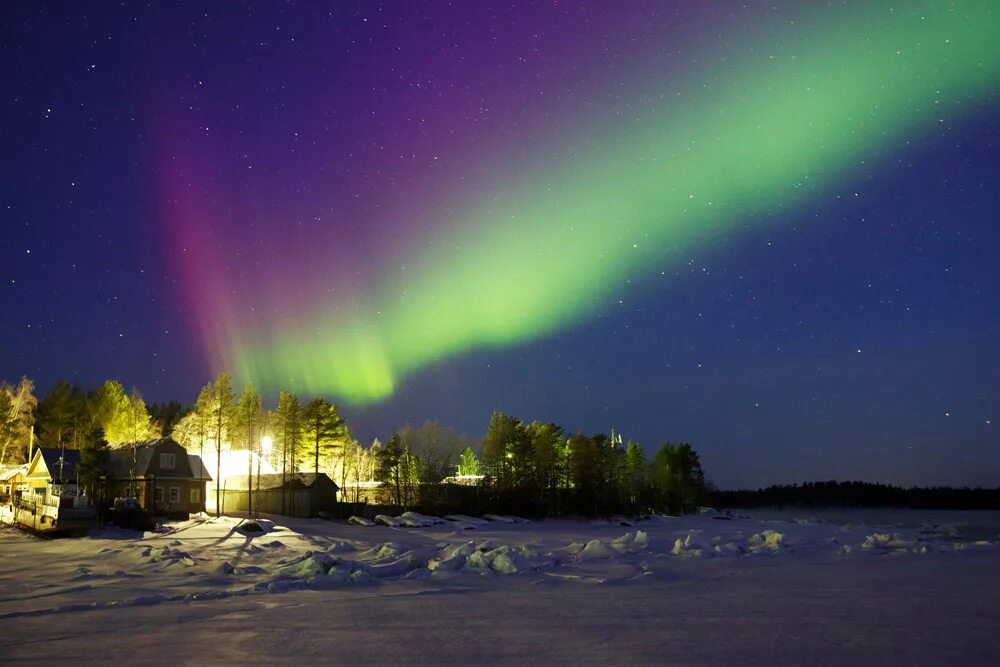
xmin=77 ymin=425 xmax=109 ymax=498
xmin=483 ymin=411 xmax=522 ymax=491
xmin=457 ymin=446 xmax=480 ymax=476
xmin=276 ymin=391 xmax=301 ymax=514
xmin=194 ymin=384 xmax=213 ymax=466
xmin=375 ymin=433 xmax=403 ymax=506
xmin=37 ymin=380 xmax=89 ymax=449
xmin=209 ymin=373 xmax=237 ymax=516
xmin=301 ymin=398 xmax=346 ymax=475
xmin=236 ymin=385 xmax=261 ymax=516
xmin=623 ymin=440 xmax=647 ymax=512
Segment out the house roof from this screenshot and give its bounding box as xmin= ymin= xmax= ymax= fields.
xmin=106 ymin=438 xmax=212 ymax=481
xmin=223 ymin=472 xmax=337 ymax=492
xmin=188 ymin=454 xmax=211 ymax=481
xmin=0 ymin=465 xmax=27 ymax=482
xmin=32 ymin=448 xmax=81 ymax=483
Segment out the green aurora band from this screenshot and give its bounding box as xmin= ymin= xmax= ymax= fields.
xmin=230 ymin=1 xmax=1000 ymax=404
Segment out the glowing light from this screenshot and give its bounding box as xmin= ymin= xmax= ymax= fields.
xmin=165 ymin=2 xmax=1000 ymax=404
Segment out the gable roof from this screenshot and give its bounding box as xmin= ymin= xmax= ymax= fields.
xmin=106 ymin=438 xmax=210 ymax=481
xmin=188 ymin=454 xmax=212 ymax=481
xmin=223 ymin=472 xmax=337 ymax=492
xmin=29 ymin=448 xmax=81 ymax=483
xmin=0 ymin=465 xmax=28 ymax=482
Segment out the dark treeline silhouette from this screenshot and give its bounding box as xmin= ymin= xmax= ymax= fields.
xmin=374 ymin=410 xmax=709 ymax=518
xmin=713 ymin=481 xmax=1000 ymax=510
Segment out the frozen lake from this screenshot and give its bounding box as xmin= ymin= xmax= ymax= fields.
xmin=2 ymin=509 xmax=998 ymax=664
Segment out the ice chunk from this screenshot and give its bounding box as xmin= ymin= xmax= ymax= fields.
xmin=861 ymin=532 xmax=915 ymax=551
xmin=671 ymin=532 xmax=709 ymax=558
xmin=748 ymin=530 xmax=785 ymax=554
xmin=375 ymin=542 xmax=405 ymax=559
xmin=325 ymin=541 xmax=357 ymax=554
xmin=278 ymin=552 xmax=337 ymax=579
xmin=491 ymin=549 xmax=528 ymax=574
xmin=580 ymin=539 xmax=613 ymax=559
xmin=374 ymin=514 xmax=401 ymax=527
xmin=370 ymin=554 xmax=423 ymax=578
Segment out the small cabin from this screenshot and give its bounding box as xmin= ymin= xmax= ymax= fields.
xmin=0 ymin=464 xmax=28 ymax=503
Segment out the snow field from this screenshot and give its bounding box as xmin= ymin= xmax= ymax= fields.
xmin=1 ymin=510 xmax=998 ymax=622
xmin=2 ymin=510 xmax=1000 ymax=664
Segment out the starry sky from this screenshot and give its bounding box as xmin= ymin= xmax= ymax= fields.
xmin=2 ymin=1 xmax=998 ymax=489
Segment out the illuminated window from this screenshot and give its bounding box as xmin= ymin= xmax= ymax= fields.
xmin=169 ymin=487 xmax=180 ymax=503
xmin=160 ymin=453 xmax=176 ymax=469
xmin=190 ymin=488 xmax=200 ymax=503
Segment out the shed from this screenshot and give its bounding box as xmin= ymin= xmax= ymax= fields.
xmin=221 ymin=472 xmax=338 ymax=518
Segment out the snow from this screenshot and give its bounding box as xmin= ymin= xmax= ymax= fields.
xmin=1 ymin=509 xmax=999 ymax=663
xmin=347 ymin=515 xmax=375 ymax=527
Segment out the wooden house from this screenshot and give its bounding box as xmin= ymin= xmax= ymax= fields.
xmin=0 ymin=464 xmax=28 ymax=503
xmin=107 ymin=438 xmax=211 ymax=516
xmin=14 ymin=448 xmax=95 ymax=532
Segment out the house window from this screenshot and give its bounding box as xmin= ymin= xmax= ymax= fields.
xmin=160 ymin=453 xmax=176 ymax=470
xmin=190 ymin=488 xmax=200 ymax=504
xmin=169 ymin=487 xmax=180 ymax=504
xmin=154 ymin=487 xmax=164 ymax=503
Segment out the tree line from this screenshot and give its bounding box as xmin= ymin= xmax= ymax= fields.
xmin=713 ymin=481 xmax=1000 ymax=510
xmin=373 ymin=411 xmax=709 ymax=517
xmin=4 ymin=375 xmax=711 ymax=518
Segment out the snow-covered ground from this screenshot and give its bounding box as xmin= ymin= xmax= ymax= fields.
xmin=2 ymin=509 xmax=999 ymax=664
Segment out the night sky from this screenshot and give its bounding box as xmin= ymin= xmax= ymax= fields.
xmin=3 ymin=1 xmax=998 ymax=489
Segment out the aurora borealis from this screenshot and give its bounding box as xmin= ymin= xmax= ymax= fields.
xmin=201 ymin=1 xmax=1000 ymax=403
xmin=4 ymin=1 xmax=999 ymax=487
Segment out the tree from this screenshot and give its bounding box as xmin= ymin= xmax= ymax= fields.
xmin=623 ymin=440 xmax=648 ymax=512
xmin=651 ymin=442 xmax=706 ymax=513
xmin=483 ymin=411 xmax=523 ymax=490
xmin=194 ymin=384 xmax=214 ymax=463
xmin=527 ymin=421 xmax=563 ymax=510
xmin=170 ymin=411 xmax=201 ymax=450
xmin=36 ymin=381 xmax=89 ymax=449
xmin=301 ymin=398 xmax=346 ymax=475
xmin=399 ymin=420 xmax=466 ymax=485
xmin=458 ymin=446 xmax=480 ymax=477
xmin=375 ymin=433 xmax=403 ymax=506
xmin=208 ymin=373 xmax=237 ymax=516
xmin=567 ymin=432 xmax=599 ymax=514
xmin=276 ymin=391 xmax=301 ymax=514
xmin=236 ymin=385 xmax=262 ymax=516
xmin=0 ymin=392 xmax=18 ymax=462
xmin=91 ymin=380 xmax=127 ymax=445
xmin=0 ymin=376 xmax=36 ymax=465
xmin=148 ymin=401 xmax=190 ymax=437
xmin=76 ymin=425 xmax=109 ymax=499
xmin=399 ymin=445 xmax=420 ymax=506
xmin=125 ymin=387 xmax=158 ymax=444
